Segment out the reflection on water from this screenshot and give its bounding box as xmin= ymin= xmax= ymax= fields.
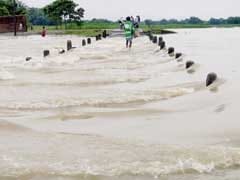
xmin=0 ymin=28 xmax=240 ymax=180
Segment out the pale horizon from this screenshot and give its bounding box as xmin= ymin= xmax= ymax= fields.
xmin=21 ymin=0 xmax=239 ymax=21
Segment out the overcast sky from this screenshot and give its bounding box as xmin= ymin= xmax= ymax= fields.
xmin=21 ymin=0 xmax=239 ymax=20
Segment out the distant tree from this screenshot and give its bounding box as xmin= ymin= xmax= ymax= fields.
xmin=5 ymin=0 xmax=27 ymax=15
xmin=145 ymin=19 xmax=153 ymax=27
xmin=0 ymin=0 xmax=6 ymax=8
xmin=226 ymin=17 xmax=240 ymax=24
xmin=185 ymin=16 xmax=203 ymax=24
xmin=27 ymin=8 xmax=55 ymax=25
xmin=68 ymin=7 xmax=84 ymax=27
xmin=43 ymin=0 xmax=84 ymax=29
xmin=218 ymin=18 xmax=226 ymax=24
xmin=159 ymin=19 xmax=168 ymax=24
xmin=209 ymin=18 xmax=226 ymax=25
xmin=168 ymin=18 xmax=179 ymax=24
xmin=90 ymin=18 xmax=112 ymax=23
xmin=0 ymin=0 xmax=26 ymax=16
xmin=0 ymin=6 xmax=10 ymax=16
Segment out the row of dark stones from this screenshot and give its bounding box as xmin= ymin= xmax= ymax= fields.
xmin=146 ymin=32 xmax=217 ymax=87
xmin=38 ymin=30 xmax=109 ymax=59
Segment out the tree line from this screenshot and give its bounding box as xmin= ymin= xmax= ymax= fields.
xmin=145 ymin=16 xmax=240 ymax=25
xmin=0 ymin=0 xmax=26 ymax=16
xmin=1 ymin=1 xmax=240 ymax=26
xmin=0 ymin=0 xmax=85 ymax=27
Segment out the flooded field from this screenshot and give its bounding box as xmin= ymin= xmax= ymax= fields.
xmin=0 ymin=28 xmax=240 ymax=180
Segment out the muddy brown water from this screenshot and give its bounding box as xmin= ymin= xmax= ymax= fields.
xmin=0 ymin=28 xmax=239 ymax=180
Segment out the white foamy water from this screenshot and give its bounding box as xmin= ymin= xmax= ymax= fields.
xmin=0 ymin=28 xmax=240 ymax=180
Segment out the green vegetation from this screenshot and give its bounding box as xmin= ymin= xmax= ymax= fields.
xmin=0 ymin=0 xmax=27 ymax=15
xmin=142 ymin=24 xmax=211 ymax=30
xmin=29 ymin=15 xmax=240 ymax=36
xmin=0 ymin=6 xmax=9 ymax=16
xmin=43 ymin=0 xmax=84 ymax=28
xmin=32 ymin=25 xmax=108 ymax=37
xmin=2 ymin=0 xmax=240 ymax=36
xmin=66 ymin=21 xmax=118 ymax=29
xmin=31 ymin=22 xmax=240 ymax=37
xmin=31 ymin=18 xmax=119 ymax=36
xmin=27 ymin=8 xmax=54 ymax=26
xmin=144 ymin=16 xmax=240 ymax=26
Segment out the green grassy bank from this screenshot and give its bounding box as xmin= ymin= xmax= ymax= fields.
xmin=31 ymin=22 xmax=240 ymax=36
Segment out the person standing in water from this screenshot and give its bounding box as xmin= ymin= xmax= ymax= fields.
xmin=135 ymin=15 xmax=141 ymax=28
xmin=41 ymin=26 xmax=46 ymax=37
xmin=123 ymin=17 xmax=135 ymax=48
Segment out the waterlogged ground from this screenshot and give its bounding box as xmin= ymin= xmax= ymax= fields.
xmin=0 ymin=28 xmax=240 ymax=180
